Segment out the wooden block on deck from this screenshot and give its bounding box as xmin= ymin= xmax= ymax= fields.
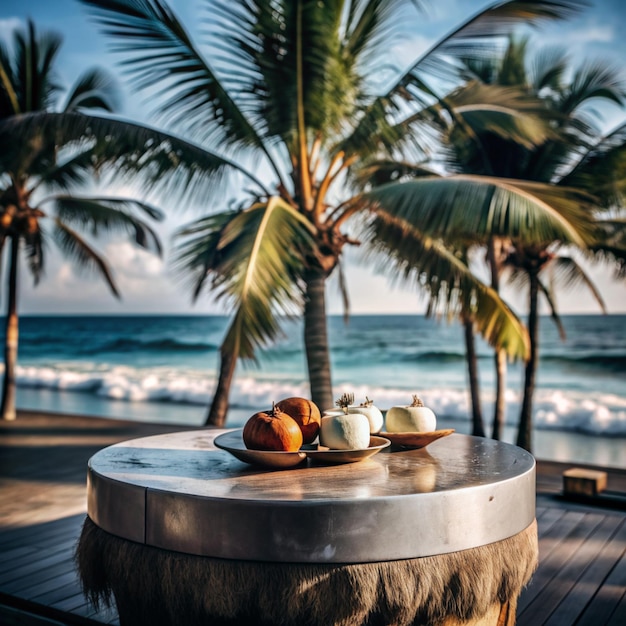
xmin=563 ymin=468 xmax=607 ymax=498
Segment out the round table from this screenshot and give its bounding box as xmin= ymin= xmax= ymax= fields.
xmin=77 ymin=430 xmax=538 ymax=626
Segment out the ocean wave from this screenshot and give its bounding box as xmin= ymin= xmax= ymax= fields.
xmin=542 ymin=353 xmax=626 ymax=370
xmin=15 ymin=364 xmax=626 ymax=436
xmin=87 ymin=337 xmax=219 ymax=354
xmin=393 ymin=351 xmax=626 ymax=369
xmin=398 ymin=351 xmax=466 ymax=363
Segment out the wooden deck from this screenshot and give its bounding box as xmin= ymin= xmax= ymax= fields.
xmin=1 ymin=412 xmax=625 ymax=625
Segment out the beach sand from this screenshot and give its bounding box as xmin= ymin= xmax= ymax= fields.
xmin=0 ymin=410 xmax=197 ymax=528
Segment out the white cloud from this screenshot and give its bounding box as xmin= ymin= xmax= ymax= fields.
xmin=104 ymin=241 xmax=164 ymax=279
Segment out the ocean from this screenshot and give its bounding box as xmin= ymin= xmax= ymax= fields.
xmin=11 ymin=314 xmax=626 ymax=468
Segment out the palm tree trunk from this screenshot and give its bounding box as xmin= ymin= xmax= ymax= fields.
xmin=304 ymin=270 xmax=333 ymax=412
xmin=1 ymin=237 xmax=19 ymax=421
xmin=487 ymin=238 xmax=507 ymax=440
xmin=516 ymin=271 xmax=539 ymax=453
xmin=463 ymin=314 xmax=484 ymax=437
xmin=205 ymin=348 xmax=237 ymax=427
xmin=491 ymin=350 xmax=507 ymax=440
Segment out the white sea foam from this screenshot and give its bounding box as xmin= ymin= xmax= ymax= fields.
xmin=15 ymin=363 xmax=626 ymax=436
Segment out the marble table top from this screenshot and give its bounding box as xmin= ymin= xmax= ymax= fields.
xmin=87 ymin=429 xmax=535 ymax=563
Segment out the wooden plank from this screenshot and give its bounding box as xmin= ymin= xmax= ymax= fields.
xmin=606 ymin=588 xmax=626 ymax=626
xmin=49 ymin=592 xmax=91 ymax=613
xmin=520 ymin=513 xmax=623 ymax=624
xmin=46 ymin=594 xmax=90 ymax=615
xmin=535 ymin=505 xmax=567 ymax=538
xmin=0 ymin=532 xmax=79 ymax=569
xmin=0 ymin=516 xmax=84 ymax=550
xmin=542 ymin=516 xmax=626 ymax=626
xmin=0 ymin=549 xmax=77 ymax=588
xmin=576 ymin=542 xmax=626 ymax=626
xmin=32 ymin=579 xmax=86 ymax=607
xmin=0 ymin=547 xmax=39 ymax=575
xmin=2 ymin=556 xmax=77 ymax=595
xmin=517 ymin=510 xmax=604 ymax=615
xmin=21 ymin=571 xmax=79 ymax=602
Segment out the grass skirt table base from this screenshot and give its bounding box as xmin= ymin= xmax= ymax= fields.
xmin=76 ymin=517 xmax=537 ymax=626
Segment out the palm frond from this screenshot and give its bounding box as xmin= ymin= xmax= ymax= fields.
xmin=536 ymin=273 xmax=566 ymax=339
xmin=78 ymin=0 xmax=271 ymax=157
xmin=52 ymin=218 xmax=120 ymax=297
xmin=587 ymin=217 xmax=626 ymax=279
xmin=0 ymin=111 xmax=270 ymax=203
xmin=353 ymin=158 xmax=439 ymax=189
xmin=408 ymin=1 xmax=582 ymax=84
xmin=559 ymin=61 xmax=626 ymax=116
xmin=14 ymin=19 xmax=63 ymax=112
xmin=443 ymin=82 xmax=558 ymax=149
xmin=0 ymin=39 xmax=20 ymax=116
xmin=52 ymin=196 xmax=164 ymax=255
xmin=547 ymin=254 xmax=607 ymax=312
xmin=174 ymin=210 xmax=239 ymax=301
xmin=343 ymin=0 xmax=418 ymax=65
xmin=365 ymin=174 xmax=596 ymax=247
xmin=32 ymin=148 xmax=95 ymax=193
xmin=335 ymin=257 xmax=350 ymax=324
xmin=560 ymin=121 xmax=626 ymax=209
xmin=338 ymin=96 xmax=423 ymax=160
xmin=347 ymin=1 xmax=583 ymax=147
xmin=24 ymin=228 xmax=45 ymax=284
xmin=63 ymin=68 xmax=119 ymax=112
xmin=496 ymin=35 xmax=529 ymax=87
xmin=370 ymin=175 xmax=595 ymax=247
xmin=528 ymin=45 xmax=568 ymax=93
xmin=175 ymin=196 xmax=316 ymax=359
xmin=366 ymin=215 xmax=529 ymax=359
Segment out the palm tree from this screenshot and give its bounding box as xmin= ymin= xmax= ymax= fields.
xmin=364 ymin=210 xmax=530 ymax=437
xmin=0 ymin=20 xmax=163 ymax=420
xmin=357 ymin=77 xmax=568 ymax=437
xmin=366 ymin=42 xmax=625 ymax=451
xmin=72 ymin=0 xmax=585 ymax=426
xmin=484 ymin=47 xmax=625 ymax=452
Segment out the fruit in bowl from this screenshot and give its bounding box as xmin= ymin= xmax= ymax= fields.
xmin=243 ymin=403 xmax=303 ymax=451
xmin=348 ymin=397 xmax=384 ymax=434
xmin=385 ymin=395 xmax=436 ymax=433
xmin=320 ymin=393 xmax=371 ymax=450
xmin=275 ymin=397 xmax=321 ymax=444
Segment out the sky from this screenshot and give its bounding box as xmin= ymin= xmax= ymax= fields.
xmin=2 ymin=0 xmax=626 ymax=316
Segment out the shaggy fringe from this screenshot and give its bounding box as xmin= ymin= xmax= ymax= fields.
xmin=75 ymin=517 xmax=537 ymax=626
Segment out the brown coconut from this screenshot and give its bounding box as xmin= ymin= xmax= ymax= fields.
xmin=276 ymin=397 xmax=321 ymax=444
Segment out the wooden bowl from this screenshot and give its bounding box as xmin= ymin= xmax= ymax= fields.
xmin=378 ymin=429 xmax=455 ymax=449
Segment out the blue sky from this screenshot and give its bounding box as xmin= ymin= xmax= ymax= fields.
xmin=2 ymin=0 xmax=626 ymax=315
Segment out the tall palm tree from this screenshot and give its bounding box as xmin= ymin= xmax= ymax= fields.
xmin=356 ymin=78 xmax=566 ymax=437
xmin=487 ymin=48 xmax=625 ymax=452
xmin=364 ymin=209 xmax=530 ymax=437
xmin=0 ymin=20 xmax=163 ymax=420
xmin=72 ymin=0 xmax=584 ymax=426
xmin=367 ymin=43 xmax=625 ymax=451
xmin=445 ymin=40 xmax=563 ymax=440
